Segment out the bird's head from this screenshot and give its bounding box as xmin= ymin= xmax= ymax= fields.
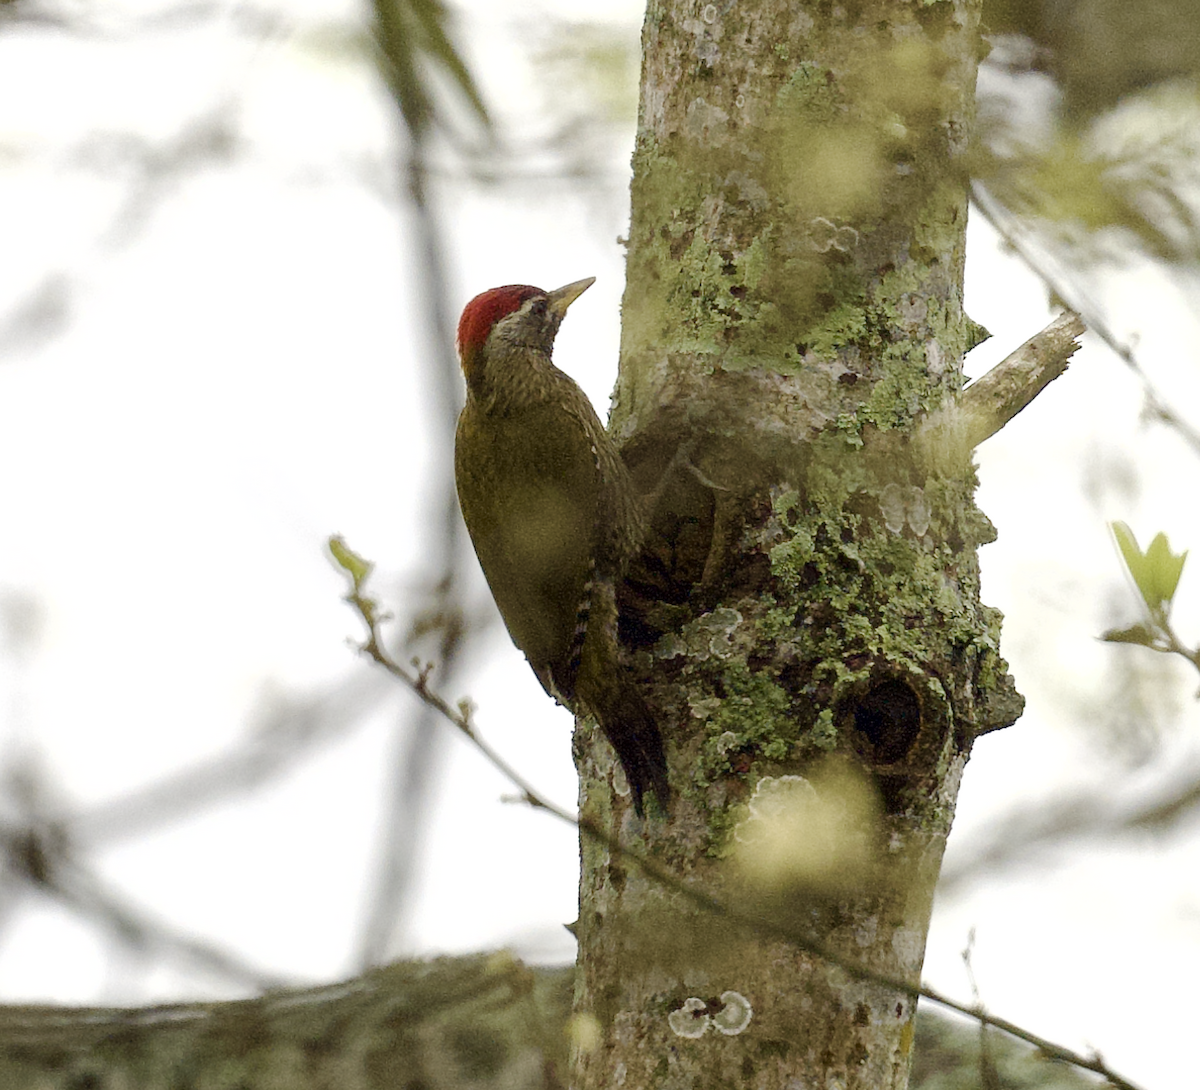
xmin=455 ymin=277 xmax=595 ymax=388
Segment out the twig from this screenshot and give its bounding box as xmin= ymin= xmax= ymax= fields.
xmin=68 ymin=676 xmax=389 ymax=848
xmin=353 ymin=78 xmax=468 ymax=969
xmin=939 ymin=754 xmax=1200 ymax=893
xmin=917 ymin=310 xmax=1084 ymax=465
xmin=334 ymin=554 xmax=1149 ymax=1090
xmin=958 ymin=310 xmax=1084 ymax=446
xmin=0 ymin=834 xmax=292 ymax=993
xmin=357 ymin=623 xmax=561 ymax=816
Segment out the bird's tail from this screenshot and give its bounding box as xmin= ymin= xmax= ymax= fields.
xmin=580 ymin=674 xmax=670 ymax=817
xmin=572 ymin=576 xmax=670 ymax=816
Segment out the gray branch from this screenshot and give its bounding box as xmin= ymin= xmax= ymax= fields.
xmin=0 ymin=955 xmax=572 ymax=1090
xmin=0 ymin=954 xmax=1103 ymax=1090
xmin=918 ymin=311 xmax=1086 ymax=467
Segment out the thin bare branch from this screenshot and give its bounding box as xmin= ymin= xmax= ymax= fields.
xmin=940 ymin=753 xmax=1200 ymax=893
xmin=68 ymin=675 xmax=391 ymax=849
xmin=335 ymin=563 xmax=1148 ymax=1090
xmin=960 ymin=311 xmax=1084 ymax=444
xmin=917 ymin=311 xmax=1084 ymax=464
xmin=0 ymin=830 xmax=292 ymax=993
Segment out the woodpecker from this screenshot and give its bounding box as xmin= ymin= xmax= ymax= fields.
xmin=454 ymin=278 xmax=670 ymax=814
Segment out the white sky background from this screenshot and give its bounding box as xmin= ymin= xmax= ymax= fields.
xmin=0 ymin=0 xmax=1198 ymax=1086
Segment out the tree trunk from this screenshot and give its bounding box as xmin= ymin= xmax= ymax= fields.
xmin=570 ymin=2 xmax=1023 ymax=1088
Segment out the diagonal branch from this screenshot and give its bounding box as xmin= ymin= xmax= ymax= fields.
xmin=331 ymin=542 xmax=1148 ymax=1090
xmin=917 ymin=311 xmax=1085 ymax=466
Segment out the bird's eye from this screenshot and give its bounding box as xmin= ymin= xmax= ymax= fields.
xmin=530 ymin=297 xmax=547 ymax=317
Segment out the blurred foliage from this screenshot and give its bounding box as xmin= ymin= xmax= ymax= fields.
xmin=733 ymin=763 xmax=881 ymax=896
xmin=983 ymin=0 xmax=1200 ymax=117
xmin=912 ymin=1010 xmax=1100 ymax=1089
xmin=0 ymin=955 xmax=1104 ymax=1089
xmin=524 ymin=21 xmax=641 ymax=189
xmin=1085 ymin=631 xmax=1186 ymax=758
xmin=976 ymin=76 xmax=1200 ymax=264
xmin=369 ymin=0 xmax=488 ymax=140
xmin=975 ymin=1 xmax=1200 ymax=271
xmin=533 ymin=22 xmax=640 ymax=129
xmin=522 ymin=8 xmax=1200 ymax=275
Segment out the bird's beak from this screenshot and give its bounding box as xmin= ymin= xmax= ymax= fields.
xmin=546 ymin=277 xmax=596 ymax=319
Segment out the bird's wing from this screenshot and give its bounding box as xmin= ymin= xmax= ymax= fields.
xmin=455 ymin=399 xmax=601 ymax=700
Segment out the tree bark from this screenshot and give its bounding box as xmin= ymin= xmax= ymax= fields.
xmin=570 ymin=2 xmax=1024 ymax=1088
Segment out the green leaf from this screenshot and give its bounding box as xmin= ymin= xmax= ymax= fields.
xmin=1110 ymin=521 xmax=1187 ymax=613
xmin=328 ymin=535 xmax=373 ymax=589
xmin=1111 ymin=520 xmax=1148 ymax=597
xmin=1143 ymin=531 xmax=1188 ymax=613
xmin=1100 ymin=623 xmax=1158 ymax=646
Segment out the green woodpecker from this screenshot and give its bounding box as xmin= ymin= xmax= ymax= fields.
xmin=454 ymin=278 xmax=669 ymax=814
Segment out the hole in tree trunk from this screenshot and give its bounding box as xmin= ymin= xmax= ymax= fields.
xmin=853 ymin=679 xmax=921 ymax=763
